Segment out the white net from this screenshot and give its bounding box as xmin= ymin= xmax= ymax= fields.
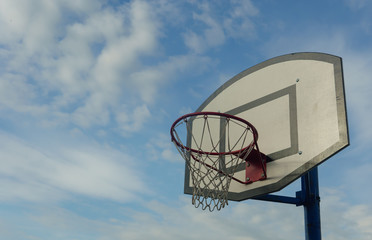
xmin=171 ymin=113 xmax=256 ymax=211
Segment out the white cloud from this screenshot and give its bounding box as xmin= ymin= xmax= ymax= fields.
xmin=146 ymin=133 xmax=180 ymax=162
xmin=345 ymin=0 xmax=371 ymax=10
xmin=129 ymin=54 xmax=212 ymax=103
xmin=183 ymin=6 xmax=226 ymax=54
xmin=0 ymin=0 xmax=161 ymax=132
xmin=0 ymin=131 xmax=147 ymax=203
xmin=0 ymin=1 xmax=61 ymax=56
xmin=342 ymin=52 xmax=372 ymax=144
xmin=321 ymin=188 xmax=372 ymax=239
xmin=0 ymin=0 xmax=218 ymax=135
xmin=58 ymin=0 xmax=160 ymax=129
xmin=183 ymin=32 xmax=204 ymax=53
xmin=116 ymin=104 xmax=151 ymax=133
xmin=0 ymin=73 xmax=47 ymax=114
xmin=190 ymin=11 xmax=226 ymax=51
xmin=224 ymin=0 xmax=258 ymax=39
xmin=344 ymin=205 xmax=372 ymax=236
xmin=183 ymin=0 xmax=259 ymax=53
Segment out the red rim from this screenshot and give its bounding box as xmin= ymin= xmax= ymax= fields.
xmin=170 ymin=112 xmax=258 ymax=156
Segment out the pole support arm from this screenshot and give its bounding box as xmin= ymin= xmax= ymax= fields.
xmin=252 ymin=192 xmax=305 ymax=206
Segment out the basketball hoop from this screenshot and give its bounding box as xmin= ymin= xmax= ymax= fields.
xmin=170 ymin=112 xmax=267 ymax=211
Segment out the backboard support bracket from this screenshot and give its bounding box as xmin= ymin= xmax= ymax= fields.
xmin=241 ymin=149 xmax=268 ymax=184
xmin=251 ymin=167 xmax=321 ymax=240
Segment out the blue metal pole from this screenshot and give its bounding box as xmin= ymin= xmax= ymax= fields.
xmin=302 ymin=167 xmax=322 ymax=240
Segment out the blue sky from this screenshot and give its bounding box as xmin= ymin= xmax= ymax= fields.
xmin=0 ymin=0 xmax=371 ymax=239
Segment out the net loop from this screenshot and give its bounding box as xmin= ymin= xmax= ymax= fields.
xmin=171 ymin=112 xmax=261 ymax=211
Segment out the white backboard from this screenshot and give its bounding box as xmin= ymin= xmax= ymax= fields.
xmin=184 ymin=52 xmax=349 ymax=200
